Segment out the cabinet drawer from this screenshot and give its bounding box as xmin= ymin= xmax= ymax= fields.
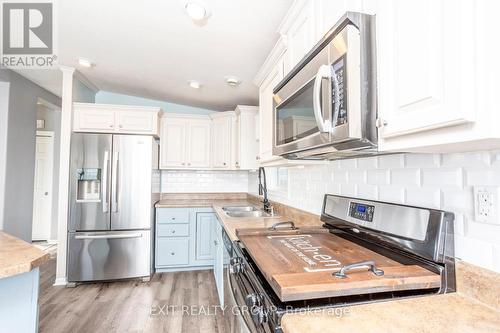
xmin=156 ymin=238 xmax=189 ymax=266
xmin=156 ymin=208 xmax=190 ymax=224
xmin=157 ymin=224 xmax=189 ymax=237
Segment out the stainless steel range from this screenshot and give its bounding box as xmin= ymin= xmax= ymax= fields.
xmin=227 ymin=194 xmax=455 ymax=333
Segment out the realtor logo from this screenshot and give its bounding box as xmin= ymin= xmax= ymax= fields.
xmin=1 ymin=1 xmax=57 ymax=68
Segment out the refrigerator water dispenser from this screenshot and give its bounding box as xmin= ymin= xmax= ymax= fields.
xmin=76 ymin=168 xmax=101 ymax=202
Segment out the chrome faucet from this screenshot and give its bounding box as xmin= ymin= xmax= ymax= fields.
xmin=258 ymin=167 xmax=271 ymax=214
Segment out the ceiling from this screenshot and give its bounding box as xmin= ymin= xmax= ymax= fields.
xmin=17 ymin=0 xmax=292 ymax=110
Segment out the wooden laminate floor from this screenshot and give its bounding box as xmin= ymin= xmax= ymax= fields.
xmin=39 ymin=258 xmax=230 ymax=333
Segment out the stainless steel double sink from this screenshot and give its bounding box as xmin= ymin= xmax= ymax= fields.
xmin=222 ymin=206 xmax=272 ymax=218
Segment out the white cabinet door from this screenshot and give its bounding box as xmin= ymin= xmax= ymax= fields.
xmin=376 ymin=0 xmax=475 ymax=147
xmin=211 ymin=117 xmax=232 ymax=169
xmin=259 ymin=58 xmax=284 ymax=163
xmin=187 ymin=120 xmax=211 ymax=168
xmin=75 ymin=108 xmax=115 ymax=132
xmin=213 ymin=219 xmax=224 ymax=306
xmin=159 ymin=118 xmax=187 ymax=168
xmin=117 ymin=110 xmax=157 ymax=135
xmin=285 ymin=1 xmax=317 ymax=72
xmin=195 ymin=213 xmax=215 ymax=261
xmin=236 ymin=107 xmax=259 ymax=170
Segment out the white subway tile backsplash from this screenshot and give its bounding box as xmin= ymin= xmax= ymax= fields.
xmin=161 ymin=170 xmax=248 ymax=193
xmin=357 ymin=184 xmax=378 ymax=200
xmin=405 ymin=154 xmax=441 ymax=168
xmin=333 ymin=170 xmax=348 ymax=184
xmin=348 ymin=170 xmax=366 ymax=183
xmin=390 ymin=168 xmax=420 ymax=186
xmin=405 ymin=187 xmax=441 ymax=208
xmin=442 ymin=152 xmax=491 ymax=168
xmin=466 ymin=168 xmax=500 ymax=186
xmin=340 ymin=184 xmax=357 ymax=197
xmin=455 ymin=235 xmax=494 ymax=271
xmin=422 ymin=168 xmax=463 ymax=188
xmin=339 ymin=158 xmax=357 ymax=169
xmin=357 ymin=156 xmax=378 ymax=169
xmin=441 ymin=188 xmax=474 ymax=215
xmin=465 ymin=218 xmax=500 ymax=244
xmin=378 ymin=154 xmax=405 ymax=169
xmin=378 ymin=185 xmax=405 ymax=203
xmin=366 ymin=169 xmax=389 ymax=185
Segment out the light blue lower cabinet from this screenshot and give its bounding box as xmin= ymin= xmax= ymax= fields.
xmin=155 ymin=207 xmax=217 ymax=272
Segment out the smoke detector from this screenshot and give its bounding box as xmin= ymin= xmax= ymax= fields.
xmin=225 ymin=76 xmax=241 ymax=87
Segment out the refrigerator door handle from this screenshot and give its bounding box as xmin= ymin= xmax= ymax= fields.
xmin=74 ymin=233 xmax=143 ymax=240
xmin=102 ymin=150 xmax=110 ymax=212
xmin=112 ymin=151 xmax=119 ymax=212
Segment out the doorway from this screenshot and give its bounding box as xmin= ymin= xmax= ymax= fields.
xmin=32 ymin=132 xmax=54 ymax=241
xmin=32 ymin=99 xmax=61 ymax=243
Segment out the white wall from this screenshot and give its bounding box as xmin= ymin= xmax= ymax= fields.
xmin=160 ymin=170 xmax=249 ymax=193
xmin=0 ymin=82 xmax=9 ymax=230
xmin=250 ymin=151 xmax=500 ymax=273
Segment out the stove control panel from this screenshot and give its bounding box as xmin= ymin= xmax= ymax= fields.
xmin=349 ymin=202 xmax=375 ymax=222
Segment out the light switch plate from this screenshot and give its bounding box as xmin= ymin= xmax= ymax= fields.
xmin=474 ymin=186 xmax=500 ymax=224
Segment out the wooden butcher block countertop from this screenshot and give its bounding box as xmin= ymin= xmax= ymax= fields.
xmin=0 ymin=231 xmax=50 ymax=279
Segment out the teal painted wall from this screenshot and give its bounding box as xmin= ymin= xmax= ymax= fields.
xmin=95 ymin=91 xmax=216 ymax=115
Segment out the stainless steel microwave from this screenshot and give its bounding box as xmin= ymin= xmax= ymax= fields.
xmin=273 ymin=12 xmax=378 ymax=160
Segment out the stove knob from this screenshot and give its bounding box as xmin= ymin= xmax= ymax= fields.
xmin=255 ymin=307 xmax=268 ymax=325
xmin=229 ymin=258 xmax=242 ymax=274
xmin=245 ymin=293 xmax=260 ymax=308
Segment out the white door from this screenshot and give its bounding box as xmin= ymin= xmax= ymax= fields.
xmin=187 ymin=120 xmax=211 ymax=168
xmin=32 ymin=134 xmax=54 ymax=241
xmin=160 ymin=118 xmax=187 ymax=168
xmin=211 ymin=117 xmax=231 ymax=169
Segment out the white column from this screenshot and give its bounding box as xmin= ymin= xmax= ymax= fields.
xmin=54 ymin=66 xmax=75 ymax=286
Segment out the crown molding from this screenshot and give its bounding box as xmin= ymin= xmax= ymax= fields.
xmin=74 ymin=70 xmax=99 ymax=93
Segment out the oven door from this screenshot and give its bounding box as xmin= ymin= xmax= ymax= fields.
xmin=273 ymin=24 xmax=362 ymax=157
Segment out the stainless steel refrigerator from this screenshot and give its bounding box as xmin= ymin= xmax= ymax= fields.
xmin=68 ymin=133 xmax=159 ymax=282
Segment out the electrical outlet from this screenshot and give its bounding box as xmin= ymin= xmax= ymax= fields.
xmin=474 ymin=186 xmax=500 ymax=224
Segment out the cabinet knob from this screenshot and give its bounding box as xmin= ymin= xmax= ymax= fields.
xmin=171 ymin=230 xmax=175 ymax=234
xmin=188 ymin=163 xmax=191 ymax=166
xmin=376 ymin=118 xmax=388 ymax=128
xmin=223 ymin=162 xmax=226 ymax=166
xmin=119 ymin=125 xmax=123 ymax=128
xmin=256 ymin=156 xmax=260 ymax=160
xmin=171 ymin=217 xmax=176 ymax=220
xmin=109 ymin=125 xmax=114 ymax=128
xmin=182 ymin=162 xmax=185 ymax=166
xmin=171 ymin=252 xmax=175 ymax=255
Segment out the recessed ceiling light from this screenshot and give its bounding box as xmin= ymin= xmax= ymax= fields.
xmin=188 ymin=80 xmax=201 ymax=89
xmin=185 ymin=2 xmax=207 ymax=21
xmin=225 ymin=76 xmax=241 ymax=87
xmin=78 ymin=58 xmax=94 ymax=68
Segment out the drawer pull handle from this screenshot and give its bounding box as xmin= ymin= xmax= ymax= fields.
xmin=333 ymin=260 xmax=384 ymax=279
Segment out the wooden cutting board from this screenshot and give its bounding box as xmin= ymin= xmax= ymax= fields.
xmin=237 ymin=229 xmax=441 ymax=302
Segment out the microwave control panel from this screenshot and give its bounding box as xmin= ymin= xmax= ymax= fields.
xmin=332 ymin=56 xmax=347 ymax=126
xmin=349 ymin=202 xmax=375 ymax=222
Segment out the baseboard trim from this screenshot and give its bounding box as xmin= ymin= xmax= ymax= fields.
xmin=53 ymin=277 xmax=67 ymax=286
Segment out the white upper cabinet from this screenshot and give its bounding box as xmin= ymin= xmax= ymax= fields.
xmin=233 ymin=106 xmax=259 ymax=170
xmin=280 ymin=0 xmax=317 ymax=73
xmin=73 ymin=103 xmax=160 ymax=136
xmin=373 ymin=0 xmax=485 ymax=152
xmin=258 ymin=56 xmax=284 ymax=164
xmin=159 ymin=115 xmax=211 ymax=169
xmin=187 ymin=120 xmax=211 ymax=168
xmin=210 ymin=113 xmax=233 ymax=169
xmin=160 ymin=117 xmax=187 ymax=168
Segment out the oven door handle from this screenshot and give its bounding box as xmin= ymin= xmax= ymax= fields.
xmin=313 ymin=64 xmax=335 ymax=133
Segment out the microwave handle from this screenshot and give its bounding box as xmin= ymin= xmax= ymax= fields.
xmin=313 ymin=65 xmax=340 ymax=133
